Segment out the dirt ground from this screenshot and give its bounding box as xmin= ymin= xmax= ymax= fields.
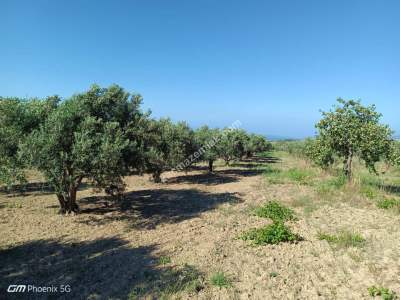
xmin=1 ymin=154 xmax=399 ymax=299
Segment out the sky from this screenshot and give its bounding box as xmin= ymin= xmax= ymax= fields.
xmin=1 ymin=0 xmax=399 ymax=139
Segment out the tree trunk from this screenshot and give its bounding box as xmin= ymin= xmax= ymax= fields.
xmin=344 ymin=148 xmax=353 ymax=182
xmin=56 ymin=184 xmax=80 ymax=214
xmin=153 ymin=170 xmax=162 ymax=183
xmin=57 ymin=194 xmax=67 ymax=214
xmin=208 ymin=160 xmax=214 ymax=172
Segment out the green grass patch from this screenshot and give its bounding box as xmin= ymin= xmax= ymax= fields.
xmin=316 ymin=175 xmax=347 ymax=194
xmin=318 ymin=231 xmax=366 ymax=249
xmin=158 ymin=256 xmax=172 ymax=265
xmin=241 ymin=222 xmax=302 ymax=245
xmin=377 ymin=198 xmax=400 ymax=210
xmin=210 ymin=272 xmax=232 ymax=289
xmin=264 ymin=167 xmax=315 ymax=185
xmin=254 ymin=201 xmax=296 ymax=222
xmin=360 ymin=185 xmax=379 ymax=199
xmin=368 ymin=286 xmax=397 ymax=300
xmin=129 ymin=264 xmax=203 ymax=299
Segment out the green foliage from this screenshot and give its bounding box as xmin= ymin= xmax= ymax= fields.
xmin=264 ymin=167 xmax=314 ymax=185
xmin=304 ymin=138 xmax=334 ymax=169
xmin=311 ymin=99 xmax=395 ymax=180
xmin=244 ymin=133 xmax=272 ymax=158
xmin=141 ymin=118 xmax=195 ymax=182
xmin=316 ymin=175 xmax=347 ymax=195
xmin=210 ymin=272 xmax=232 ymax=288
xmin=22 ymin=84 xmax=146 ymax=213
xmin=368 ymin=286 xmax=397 ymax=300
xmin=254 ymin=201 xmax=296 ymax=222
xmin=0 ymin=96 xmax=59 ymax=187
xmin=194 ymin=126 xmax=221 ymax=172
xmin=317 ymin=231 xmax=366 ymax=249
xmin=376 ymin=198 xmax=400 ymax=210
xmin=158 ymin=256 xmax=172 ymax=265
xmin=218 ymin=128 xmax=248 ymax=164
xmin=241 ymin=222 xmax=302 ymax=245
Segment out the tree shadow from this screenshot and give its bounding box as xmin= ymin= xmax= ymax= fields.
xmin=0 ymin=182 xmax=54 ymax=196
xmin=0 ymin=237 xmax=203 ymax=299
xmin=379 ymin=184 xmax=400 ymax=196
xmin=241 ymin=156 xmax=281 ymax=164
xmin=166 ymin=172 xmax=238 ymax=185
xmin=78 ymin=188 xmax=242 ymax=229
xmin=0 ymin=182 xmax=91 ymax=197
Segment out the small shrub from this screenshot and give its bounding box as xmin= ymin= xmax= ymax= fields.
xmin=241 ymin=222 xmax=302 ymax=245
xmin=318 ymin=231 xmax=366 ymax=249
xmin=210 ymin=272 xmax=232 ymax=288
xmin=377 ymin=198 xmax=400 ymax=210
xmin=368 ymin=286 xmax=397 ymax=300
xmin=254 ymin=201 xmax=296 ymax=222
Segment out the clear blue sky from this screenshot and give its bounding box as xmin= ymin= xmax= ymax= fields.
xmin=1 ymin=0 xmax=399 ymax=138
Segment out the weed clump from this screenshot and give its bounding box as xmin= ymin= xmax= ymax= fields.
xmin=368 ymin=286 xmax=397 ymax=300
xmin=254 ymin=201 xmax=296 ymax=222
xmin=377 ymin=198 xmax=400 ymax=210
xmin=210 ymin=272 xmax=232 ymax=288
xmin=318 ymin=231 xmax=366 ymax=249
xmin=241 ymin=222 xmax=302 ymax=245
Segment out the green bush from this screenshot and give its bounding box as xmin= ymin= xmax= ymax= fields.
xmin=254 ymin=201 xmax=296 ymax=222
xmin=241 ymin=222 xmax=302 ymax=245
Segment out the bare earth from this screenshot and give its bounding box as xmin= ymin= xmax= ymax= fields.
xmin=1 ymin=154 xmax=399 ymax=299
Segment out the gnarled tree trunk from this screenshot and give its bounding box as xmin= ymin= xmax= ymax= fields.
xmin=56 ymin=177 xmax=82 ymax=214
xmin=344 ymin=148 xmax=353 ymax=182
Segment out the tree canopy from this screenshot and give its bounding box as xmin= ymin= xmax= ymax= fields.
xmin=307 ymin=99 xmax=395 ymax=180
xmin=0 ymin=84 xmax=270 ymax=214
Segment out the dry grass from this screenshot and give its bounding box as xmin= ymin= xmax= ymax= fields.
xmin=1 ymin=152 xmax=399 ymax=299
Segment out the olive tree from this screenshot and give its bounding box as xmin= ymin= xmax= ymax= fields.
xmin=218 ymin=129 xmax=247 ymax=165
xmin=312 ymin=98 xmax=394 ymax=181
xmin=244 ymin=133 xmax=272 ymax=158
xmin=22 ymin=84 xmax=146 ymax=213
xmin=0 ymin=96 xmax=59 ymax=187
xmin=194 ymin=126 xmax=221 ymax=172
xmin=142 ymin=118 xmax=195 ymax=182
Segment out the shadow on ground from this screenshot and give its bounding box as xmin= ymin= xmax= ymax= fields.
xmin=0 ymin=237 xmax=202 ymax=299
xmin=0 ymin=182 xmax=91 ymax=197
xmin=79 ymin=188 xmax=241 ymax=229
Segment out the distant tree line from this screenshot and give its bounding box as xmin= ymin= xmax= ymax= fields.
xmin=0 ymin=84 xmax=272 ymax=214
